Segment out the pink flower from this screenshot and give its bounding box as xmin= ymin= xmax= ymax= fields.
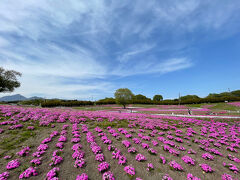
xmin=122 ymin=140 xmax=131 ymax=148
xmin=46 ymin=167 xmax=59 ymax=180
xmin=148 ymin=148 xmax=157 ymax=155
xmin=182 ymin=155 xmax=195 ymax=166
xmin=30 ymin=158 xmax=42 ymax=166
xmin=199 ymin=164 xmax=214 ymax=173
xmin=124 ymin=165 xmax=135 ymax=176
xmin=159 ymin=155 xmax=166 ymax=164
xmin=76 ymin=173 xmax=88 ymax=180
xmin=98 ymin=162 xmax=110 ymax=172
xmin=0 ymin=171 xmax=9 ymax=180
xmin=202 ymin=153 xmax=214 ymax=160
xmin=141 ymin=143 xmax=149 ymax=149
xmin=56 ymin=142 xmax=64 ymax=149
xmin=118 ymin=155 xmax=127 ymax=165
xmin=74 ymin=158 xmax=85 ymax=168
xmin=169 ymin=161 xmax=183 ymax=171
xmin=96 ymin=154 xmax=105 ymax=162
xmin=128 ymin=147 xmax=137 ymax=154
xmin=135 ymin=154 xmax=146 ymax=162
xmin=3 ymin=155 xmax=11 ymax=159
xmin=49 ymin=155 xmax=63 ymax=166
xmin=102 ymin=171 xmax=115 ymax=180
xmin=162 ymin=174 xmax=173 ymax=180
xmin=147 ymin=163 xmax=154 ymax=171
xmin=72 ymin=144 xmax=82 ymax=151
xmin=19 ymin=167 xmax=38 ymax=179
xmin=16 ymin=147 xmax=30 ymax=157
xmin=6 ymin=159 xmax=21 ymax=170
xmin=187 ymin=173 xmax=201 ymax=180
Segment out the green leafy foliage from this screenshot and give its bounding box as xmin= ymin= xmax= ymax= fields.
xmin=0 ymin=67 xmax=21 ymax=93
xmin=114 ymin=88 xmax=134 ymax=108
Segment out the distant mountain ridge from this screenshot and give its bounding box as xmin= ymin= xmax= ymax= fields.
xmin=0 ymin=94 xmax=43 ymax=102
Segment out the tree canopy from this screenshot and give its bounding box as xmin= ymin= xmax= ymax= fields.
xmin=231 ymin=90 xmax=240 ymax=97
xmin=153 ymin=94 xmax=163 ymax=101
xmin=0 ymin=67 xmax=21 ymax=93
xmin=134 ymin=94 xmax=150 ymax=101
xmin=114 ymin=88 xmax=134 ymax=108
xmin=180 ymin=95 xmax=200 ymax=101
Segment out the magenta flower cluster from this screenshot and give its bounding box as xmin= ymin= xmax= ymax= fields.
xmin=124 ymin=165 xmax=135 ymax=176
xmin=136 ymin=154 xmax=146 ymax=162
xmin=6 ymin=159 xmax=21 ymax=170
xmin=199 ymin=164 xmax=214 ymax=173
xmin=19 ymin=167 xmax=38 ymax=179
xmin=46 ymin=167 xmax=59 ymax=180
xmin=76 ymin=173 xmax=88 ymax=180
xmin=187 ymin=173 xmax=201 ymax=180
xmin=169 ymin=160 xmax=183 ymax=171
xmin=16 ymin=147 xmax=30 ymax=157
xmin=0 ymin=171 xmax=9 ymax=180
xmin=98 ymin=162 xmax=110 ymax=172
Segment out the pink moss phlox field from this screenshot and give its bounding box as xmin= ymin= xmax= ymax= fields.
xmin=228 ymin=102 xmax=240 ymax=107
xmin=0 ymin=105 xmax=240 ymax=179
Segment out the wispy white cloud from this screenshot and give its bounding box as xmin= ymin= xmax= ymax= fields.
xmin=117 ymin=43 xmax=155 ymax=63
xmin=112 ymin=57 xmax=193 ymax=76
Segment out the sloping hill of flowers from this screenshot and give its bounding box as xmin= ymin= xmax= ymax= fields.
xmin=0 ymin=105 xmax=239 ymax=180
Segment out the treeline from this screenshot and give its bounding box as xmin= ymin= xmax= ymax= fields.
xmin=2 ymin=89 xmax=240 ymax=107
xmin=96 ymin=89 xmax=240 ymax=105
xmin=18 ymin=99 xmax=94 ymax=107
xmin=41 ymin=100 xmax=94 ymax=107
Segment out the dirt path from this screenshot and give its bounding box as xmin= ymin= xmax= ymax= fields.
xmin=154 ymin=114 xmax=240 ymax=119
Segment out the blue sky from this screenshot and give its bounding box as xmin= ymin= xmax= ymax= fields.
xmin=0 ymin=0 xmax=240 ymax=100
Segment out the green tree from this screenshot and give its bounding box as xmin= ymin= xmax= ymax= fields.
xmin=231 ymin=90 xmax=240 ymax=97
xmin=134 ymin=94 xmax=150 ymax=100
xmin=153 ymin=94 xmax=163 ymax=101
xmin=206 ymin=93 xmax=221 ymax=98
xmin=180 ymin=95 xmax=200 ymax=101
xmin=114 ymin=88 xmax=134 ymax=109
xmin=0 ymin=67 xmax=21 ymax=93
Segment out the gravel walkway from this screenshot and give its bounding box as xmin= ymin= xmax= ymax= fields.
xmin=154 ymin=113 xmax=240 ymax=119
